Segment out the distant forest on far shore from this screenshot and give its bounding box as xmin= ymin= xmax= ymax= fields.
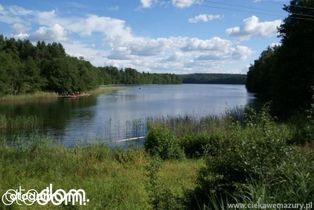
xmin=0 ymin=35 xmax=249 ymax=97
xmin=179 ymin=73 xmax=246 ymax=84
xmin=0 ymin=35 xmax=180 ymax=96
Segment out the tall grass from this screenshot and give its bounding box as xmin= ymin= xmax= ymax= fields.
xmin=0 ymin=86 xmax=123 ymax=104
xmin=146 ymin=107 xmax=314 ymax=209
xmin=0 ymin=136 xmax=203 ymax=210
xmin=0 ymin=106 xmax=313 ymax=209
xmin=0 ymin=91 xmax=58 ymax=103
xmin=87 ymin=86 xmax=124 ymax=95
xmin=0 ymin=114 xmax=41 ymax=131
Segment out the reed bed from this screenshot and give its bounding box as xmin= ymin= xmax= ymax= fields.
xmin=0 ymin=92 xmax=58 ymax=103
xmin=0 ymin=114 xmax=41 ymax=131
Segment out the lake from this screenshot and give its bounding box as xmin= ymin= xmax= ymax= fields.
xmin=0 ymin=84 xmax=254 ymax=146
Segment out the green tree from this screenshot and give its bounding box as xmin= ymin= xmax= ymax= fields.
xmin=246 ymin=0 xmax=314 ymax=117
xmin=43 ymin=57 xmax=78 ymax=94
xmin=246 ymin=47 xmax=279 ymax=99
xmin=272 ymin=0 xmax=314 ymax=115
xmin=21 ymin=58 xmax=43 ymax=93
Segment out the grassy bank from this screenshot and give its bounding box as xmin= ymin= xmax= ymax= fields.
xmin=0 ymin=92 xmax=58 ymax=103
xmin=87 ymin=86 xmax=124 ymax=95
xmin=145 ymin=107 xmax=314 ymax=209
xmin=0 ymin=137 xmax=203 ymax=210
xmin=0 ymin=107 xmax=313 ymax=209
xmin=0 ymin=86 xmax=123 ymax=104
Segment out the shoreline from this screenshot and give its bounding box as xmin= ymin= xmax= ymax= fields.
xmin=0 ymin=86 xmax=124 ymax=103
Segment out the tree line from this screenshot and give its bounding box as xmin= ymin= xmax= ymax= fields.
xmin=246 ymin=0 xmax=314 ymax=117
xmin=179 ymin=73 xmax=246 ymax=84
xmin=0 ymin=36 xmax=181 ymax=96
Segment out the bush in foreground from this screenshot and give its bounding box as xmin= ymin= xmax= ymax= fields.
xmin=145 ymin=126 xmax=184 ymax=160
xmin=184 ymin=110 xmax=313 ymax=209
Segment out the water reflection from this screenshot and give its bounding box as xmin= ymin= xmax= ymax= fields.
xmin=0 ymin=84 xmax=254 ymax=146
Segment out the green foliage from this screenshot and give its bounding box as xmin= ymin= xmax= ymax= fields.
xmin=246 ymin=47 xmax=278 ymax=99
xmin=305 ymin=94 xmax=314 ymax=141
xmin=42 ymin=57 xmax=99 ymax=94
xmin=246 ymin=0 xmax=314 ymax=117
xmin=0 ymin=137 xmax=202 ymax=210
xmin=145 ymin=126 xmax=185 ymax=160
xmin=236 ymin=150 xmax=314 ymax=207
xmin=0 ymin=114 xmax=41 ymax=131
xmin=98 ymin=66 xmax=181 ymax=85
xmin=0 ymin=39 xmax=65 ymax=95
xmin=184 ymin=109 xmax=313 ymax=209
xmin=180 ymin=73 xmax=246 ymax=84
xmin=0 ymin=36 xmax=181 ymax=96
xmin=145 ymin=157 xmax=199 ymax=210
xmin=180 ymin=133 xmax=224 ymax=158
xmin=286 ymin=93 xmax=314 ymax=145
xmin=146 ymin=108 xmax=313 ymax=209
xmin=1 ymin=107 xmax=313 ymax=209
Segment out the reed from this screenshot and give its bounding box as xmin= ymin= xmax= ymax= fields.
xmin=0 ymin=136 xmax=203 ymax=210
xmin=87 ymin=86 xmax=124 ymax=95
xmin=0 ymin=114 xmax=41 ymax=131
xmin=0 ymin=91 xmax=58 ymax=103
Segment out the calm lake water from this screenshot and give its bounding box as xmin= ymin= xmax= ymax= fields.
xmin=0 ymin=84 xmax=254 ymax=146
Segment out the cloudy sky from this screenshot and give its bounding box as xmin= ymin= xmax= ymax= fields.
xmin=0 ymin=0 xmax=288 ymax=74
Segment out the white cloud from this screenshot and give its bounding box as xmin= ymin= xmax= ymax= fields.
xmin=13 ymin=33 xmax=29 ymax=40
xmin=188 ymin=14 xmax=221 ymax=23
xmin=140 ymin=0 xmax=155 ymax=8
xmin=30 ymin=24 xmax=67 ymax=42
xmin=0 ymin=4 xmax=27 ymax=25
xmin=37 ymin=10 xmax=58 ymax=25
xmin=172 ymin=0 xmax=202 ymax=8
xmin=11 ymin=22 xmax=28 ymax=33
xmin=8 ymin=5 xmax=33 ymax=16
xmin=0 ymin=4 xmax=253 ymax=74
xmin=72 ymin=15 xmax=133 ymax=41
xmin=233 ymin=46 xmax=252 ymax=59
xmin=226 ymin=16 xmax=282 ymax=40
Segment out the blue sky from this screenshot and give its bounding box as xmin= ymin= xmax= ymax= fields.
xmin=0 ymin=0 xmax=289 ymax=74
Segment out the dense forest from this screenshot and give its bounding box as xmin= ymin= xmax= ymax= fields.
xmin=99 ymin=66 xmax=181 ymax=85
xmin=179 ymin=73 xmax=246 ymax=84
xmin=246 ymin=0 xmax=314 ymax=117
xmin=0 ymin=36 xmax=180 ymax=96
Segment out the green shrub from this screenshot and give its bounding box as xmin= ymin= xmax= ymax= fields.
xmin=237 ymin=149 xmax=314 ymax=205
xmin=146 ymin=157 xmax=185 ymax=210
xmin=287 ymin=95 xmax=314 ymax=145
xmin=305 ymin=96 xmax=314 ymax=141
xmin=145 ymin=126 xmax=184 ymax=160
xmin=180 ymin=133 xmax=211 ymax=158
xmin=180 ymin=132 xmax=225 ymax=158
xmin=185 ymin=109 xmax=299 ymax=209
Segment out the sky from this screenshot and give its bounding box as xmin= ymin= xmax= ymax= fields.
xmin=0 ymin=0 xmax=289 ymax=74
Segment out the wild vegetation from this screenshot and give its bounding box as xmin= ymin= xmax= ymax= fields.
xmin=0 ymin=91 xmax=58 ymax=103
xmin=0 ymin=136 xmax=203 ymax=210
xmin=0 ymin=105 xmax=313 ymax=209
xmin=0 ymin=114 xmax=41 ymax=131
xmin=179 ymin=74 xmax=246 ymax=85
xmin=0 ymin=0 xmax=314 ymax=209
xmin=145 ymin=105 xmax=314 ymax=209
xmin=246 ymin=0 xmax=314 ymax=117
